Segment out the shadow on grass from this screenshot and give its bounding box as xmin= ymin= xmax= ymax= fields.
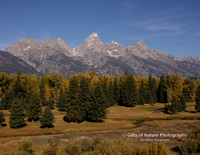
xmin=40 ymin=124 xmax=55 ymax=129
xmin=1 ymin=123 xmax=7 ymax=127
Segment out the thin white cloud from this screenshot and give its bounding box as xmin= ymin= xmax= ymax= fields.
xmin=127 ymin=16 xmax=182 ymax=32
xmin=125 ymin=14 xmax=189 ymax=37
xmin=149 ymin=31 xmax=183 ymax=37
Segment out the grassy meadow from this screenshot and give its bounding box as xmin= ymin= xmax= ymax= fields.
xmin=0 ymin=102 xmax=200 ymax=154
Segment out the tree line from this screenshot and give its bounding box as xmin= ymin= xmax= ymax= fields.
xmin=0 ymin=71 xmax=200 ymax=128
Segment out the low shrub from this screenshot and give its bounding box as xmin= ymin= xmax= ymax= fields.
xmin=42 ymin=140 xmax=58 ymax=155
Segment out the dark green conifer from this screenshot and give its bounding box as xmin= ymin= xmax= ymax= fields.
xmin=0 ymin=90 xmax=13 ymax=110
xmin=180 ymin=94 xmax=186 ymax=111
xmin=157 ymin=74 xmax=168 ymax=103
xmin=47 ymin=99 xmax=54 ymax=109
xmin=39 ymin=77 xmax=46 ymax=106
xmin=145 ymin=90 xmax=153 ymax=104
xmin=64 ymin=76 xmax=85 ymax=123
xmin=12 ymin=72 xmax=24 ymax=99
xmin=40 ymin=106 xmax=55 ymax=128
xmin=102 ymin=79 xmax=110 ymax=107
xmin=171 ymin=95 xmax=178 ymax=113
xmin=138 ymin=94 xmax=145 ymax=105
xmin=195 ymin=85 xmax=200 ymax=111
xmin=0 ymin=112 xmax=5 ymax=127
xmin=113 ymin=77 xmax=120 ymax=105
xmin=182 ymin=87 xmax=190 ymax=102
xmin=107 ymin=80 xmax=115 ymax=106
xmin=57 ymin=88 xmax=68 ymax=111
xmin=87 ymin=82 xmax=106 ymax=122
xmin=138 ymin=79 xmax=145 ymax=105
xmin=78 ymin=76 xmax=91 ymax=120
xmin=9 ymin=98 xmax=25 ymax=128
xmin=25 ymin=93 xmax=42 ymax=121
xmin=120 ymin=75 xmax=138 ymax=107
xmin=151 ymin=78 xmax=157 ymax=103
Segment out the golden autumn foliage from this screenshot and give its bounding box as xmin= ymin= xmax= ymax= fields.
xmin=0 ymin=72 xmax=199 ymax=104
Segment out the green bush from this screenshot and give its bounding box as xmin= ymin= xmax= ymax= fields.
xmin=178 ymin=131 xmax=200 ymax=155
xmin=18 ymin=141 xmax=32 ymax=153
xmin=80 ymin=138 xmax=94 ymax=152
xmin=65 ymin=141 xmax=81 ymax=155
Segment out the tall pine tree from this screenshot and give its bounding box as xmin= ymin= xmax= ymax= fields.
xmin=64 ymin=76 xmax=85 ymax=123
xmin=138 ymin=79 xmax=145 ymax=105
xmin=180 ymin=94 xmax=186 ymax=111
xmin=195 ymin=85 xmax=200 ymax=111
xmin=40 ymin=106 xmax=55 ymax=128
xmin=107 ymin=80 xmax=115 ymax=106
xmin=9 ymin=98 xmax=25 ymax=128
xmin=157 ymin=74 xmax=168 ymax=103
xmin=12 ymin=72 xmax=25 ymax=99
xmin=25 ymin=93 xmax=42 ymax=121
xmin=78 ymin=76 xmax=91 ymax=121
xmin=0 ymin=112 xmax=5 ymax=127
xmin=0 ymin=90 xmax=13 ymax=110
xmin=120 ymin=75 xmax=138 ymax=107
xmin=39 ymin=77 xmax=46 ymax=106
xmin=87 ymin=82 xmax=106 ymax=122
xmin=57 ymin=88 xmax=68 ymax=111
xmin=113 ymin=77 xmax=120 ymax=105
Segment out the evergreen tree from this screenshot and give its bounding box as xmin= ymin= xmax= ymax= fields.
xmin=39 ymin=77 xmax=46 ymax=106
xmin=180 ymin=94 xmax=186 ymax=111
xmin=102 ymin=79 xmax=109 ymax=107
xmin=47 ymin=99 xmax=54 ymax=109
xmin=0 ymin=112 xmax=5 ymax=127
xmin=87 ymin=82 xmax=106 ymax=122
xmin=113 ymin=77 xmax=120 ymax=105
xmin=57 ymin=88 xmax=68 ymax=111
xmin=40 ymin=106 xmax=55 ymax=128
xmin=138 ymin=79 xmax=145 ymax=105
xmin=195 ymin=85 xmax=200 ymax=111
xmin=151 ymin=78 xmax=157 ymax=103
xmin=78 ymin=76 xmax=91 ymax=120
xmin=9 ymin=98 xmax=25 ymax=128
xmin=145 ymin=90 xmax=153 ymax=104
xmin=107 ymin=80 xmax=115 ymax=106
xmin=157 ymin=74 xmax=168 ymax=103
xmin=0 ymin=90 xmax=13 ymax=110
xmin=182 ymin=87 xmax=190 ymax=102
xmin=12 ymin=72 xmax=25 ymax=99
xmin=25 ymin=93 xmax=42 ymax=121
xmin=138 ymin=94 xmax=145 ymax=105
xmin=64 ymin=76 xmax=85 ymax=123
xmin=63 ymin=98 xmax=84 ymax=123
xmin=169 ymin=95 xmax=179 ymax=113
xmin=120 ymin=75 xmax=138 ymax=107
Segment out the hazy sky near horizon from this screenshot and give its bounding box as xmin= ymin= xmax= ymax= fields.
xmin=0 ymin=0 xmax=200 ymax=57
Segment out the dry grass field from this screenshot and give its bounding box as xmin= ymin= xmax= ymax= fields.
xmin=0 ymin=102 xmax=199 ymax=154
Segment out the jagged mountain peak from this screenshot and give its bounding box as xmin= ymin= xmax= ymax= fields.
xmin=134 ymin=40 xmax=149 ymax=50
xmin=82 ymin=32 xmax=104 ymax=48
xmin=88 ymin=32 xmax=99 ymax=38
xmin=43 ymin=38 xmax=54 ymax=43
xmin=106 ymin=40 xmax=119 ymax=45
xmin=18 ymin=38 xmax=40 ymax=44
xmin=85 ymin=32 xmax=101 ymax=42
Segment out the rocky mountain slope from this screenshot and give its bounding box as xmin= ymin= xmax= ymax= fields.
xmin=4 ymin=33 xmax=200 ymax=77
xmin=0 ymin=50 xmax=39 ymax=75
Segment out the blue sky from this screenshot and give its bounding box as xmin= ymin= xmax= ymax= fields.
xmin=0 ymin=0 xmax=200 ymax=57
